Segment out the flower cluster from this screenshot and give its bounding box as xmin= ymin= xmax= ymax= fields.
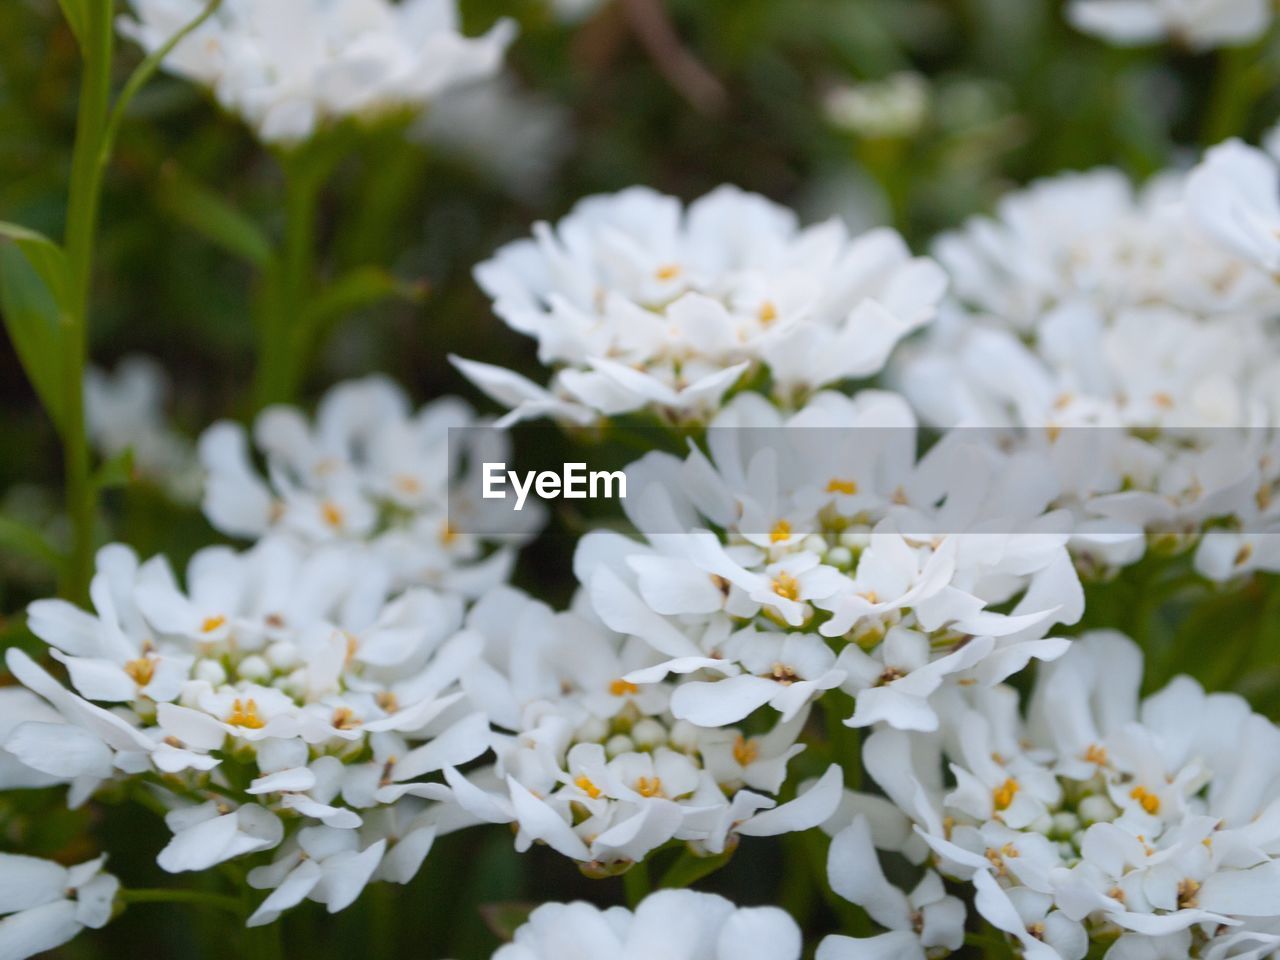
xmin=119 ymin=0 xmax=515 ymax=143
xmin=440 ymin=586 xmax=843 ymax=869
xmin=199 ymin=375 xmax=537 ymax=597
xmin=4 ymin=536 xmax=487 ymax=924
xmin=897 ymin=141 xmax=1280 ymax=581
xmin=576 ymin=389 xmax=1082 ymax=734
xmin=835 ymin=631 xmax=1280 ymax=958
xmin=454 ymin=184 xmax=946 ymax=425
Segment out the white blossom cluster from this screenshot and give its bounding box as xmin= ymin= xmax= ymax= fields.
xmin=897 ymin=138 xmax=1280 ymax=582
xmin=453 ymin=184 xmax=946 ymax=425
xmin=577 ymin=388 xmax=1082 ymax=735
xmin=8 ymin=107 xmax=1280 ymax=959
xmin=199 ymin=375 xmax=537 ymax=597
xmin=118 ymin=0 xmax=515 ymax=143
xmin=830 ymin=632 xmax=1280 ymax=960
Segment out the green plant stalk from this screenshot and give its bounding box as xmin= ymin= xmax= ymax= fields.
xmin=121 ymin=888 xmax=246 ymax=915
xmin=622 ymin=859 xmax=651 ymax=908
xmin=59 ymin=0 xmax=115 ymax=602
xmin=254 ymin=159 xmax=322 ymax=411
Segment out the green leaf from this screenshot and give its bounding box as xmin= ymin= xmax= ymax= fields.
xmin=93 ymin=447 xmax=135 ymax=491
xmin=56 ymin=0 xmax=88 ymax=47
xmin=158 ymin=165 xmax=273 ymax=267
xmin=0 ymin=238 xmax=69 ymax=431
xmin=297 ymin=266 xmax=426 ymax=347
xmin=0 ymin=514 xmax=66 ymax=575
xmin=0 ymin=222 xmax=72 ymax=312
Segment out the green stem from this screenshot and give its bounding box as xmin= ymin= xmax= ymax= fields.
xmin=622 ymin=859 xmax=651 ymax=908
xmin=121 ymin=888 xmax=245 ymax=915
xmin=99 ymin=0 xmax=223 ymax=167
xmin=254 ymin=160 xmax=321 ymax=410
xmin=59 ymin=0 xmax=115 ymax=602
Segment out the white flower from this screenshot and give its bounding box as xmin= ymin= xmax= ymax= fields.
xmin=439 ymin=586 xmax=842 ymax=866
xmin=85 ymin=356 xmax=200 ymax=502
xmin=1187 ymin=138 xmax=1280 ymax=274
xmin=493 ymin=889 xmax=803 ymax=960
xmin=199 ymin=375 xmax=536 ymax=596
xmin=900 ymin=157 xmax=1280 ymax=581
xmin=118 ymin=0 xmax=515 ymax=144
xmin=0 ymin=855 xmax=117 ymax=960
xmin=455 ymin=185 xmax=945 ymax=424
xmin=577 ymin=391 xmax=1080 ymax=733
xmin=5 ymin=536 xmax=490 ymax=925
xmin=928 ymin=167 xmax=1279 ymax=334
xmin=857 ymin=632 xmax=1280 ymax=958
xmin=823 ymin=72 xmax=929 ymax=140
xmin=818 ymin=815 xmax=965 ymax=960
xmin=1067 ymin=0 xmax=1270 ymax=50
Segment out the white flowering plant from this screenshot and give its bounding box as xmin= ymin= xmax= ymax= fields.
xmin=2 ymin=1 xmax=1280 ymax=959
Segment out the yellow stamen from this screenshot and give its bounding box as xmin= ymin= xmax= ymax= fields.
xmin=574 ymin=775 xmax=602 ymax=800
xmin=758 ymin=300 xmax=778 ymax=325
xmin=226 ymin=698 xmax=265 ymax=729
xmin=440 ymin=521 xmax=458 ymax=546
xmin=654 ymin=264 xmax=682 ymax=281
xmin=609 ymin=679 xmax=638 ymax=697
xmin=331 ymin=707 xmax=359 ymax=730
xmin=1177 ymin=878 xmax=1200 ymax=909
xmin=376 ymin=691 xmax=399 ymax=713
xmin=635 ymin=776 xmax=663 ymax=798
xmin=124 ymin=657 xmax=155 ymax=687
xmin=772 ymin=572 xmax=800 ymax=601
xmin=1083 ymin=743 xmax=1108 ymax=765
xmin=769 ymin=519 xmax=792 ymax=543
xmin=321 ymin=501 xmax=344 ymax=528
xmin=992 ymin=777 xmax=1020 ymax=812
xmin=826 ymin=478 xmax=858 ymax=495
xmin=1235 ymin=543 xmax=1254 ymax=567
xmin=1130 ymin=786 xmax=1160 ymax=814
xmin=732 ymin=735 xmax=760 ymax=767
xmin=394 ymin=474 xmax=422 ymax=495
xmin=200 ymin=615 xmax=226 ymax=634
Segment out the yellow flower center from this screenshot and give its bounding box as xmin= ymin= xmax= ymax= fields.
xmin=226 ymin=698 xmax=265 ymax=729
xmin=1083 ymin=744 xmax=1108 ymax=765
xmin=200 ymin=615 xmax=226 ymax=634
xmin=992 ymin=777 xmax=1020 ymax=811
xmin=732 ymin=735 xmax=759 ymax=767
xmin=124 ymin=656 xmax=155 ymax=687
xmin=826 ymin=478 xmax=858 ymax=495
xmin=609 ymin=679 xmax=639 ymax=697
xmin=635 ymin=776 xmax=663 ymax=798
xmin=758 ymin=300 xmax=778 ymax=325
xmin=394 ymin=474 xmax=422 ymax=495
xmin=1130 ymin=786 xmax=1160 ymax=814
xmin=772 ymin=572 xmax=800 ymax=601
xmin=769 ymin=519 xmax=792 ymax=543
xmin=440 ymin=521 xmax=458 ymax=546
xmin=321 ymin=501 xmax=344 ymax=528
xmin=654 ymin=264 xmax=682 ymax=281
xmin=331 ymin=706 xmax=359 ymax=730
xmin=574 ymin=775 xmax=602 ymax=800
